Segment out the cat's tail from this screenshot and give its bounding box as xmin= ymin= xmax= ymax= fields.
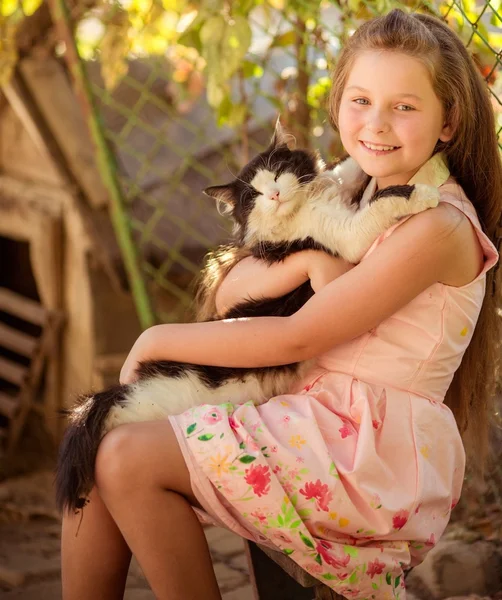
xmin=55 ymin=385 xmax=127 ymax=514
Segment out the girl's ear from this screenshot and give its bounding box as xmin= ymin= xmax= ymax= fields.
xmin=439 ymin=121 xmax=454 ymax=143
xmin=270 ymin=117 xmax=296 ymax=149
xmin=203 ymin=184 xmax=235 ymax=216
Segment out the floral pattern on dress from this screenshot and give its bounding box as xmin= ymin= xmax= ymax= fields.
xmin=169 ymin=154 xmax=498 ymax=600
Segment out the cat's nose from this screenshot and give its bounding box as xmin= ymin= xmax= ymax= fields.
xmin=269 ymin=189 xmax=280 ymax=201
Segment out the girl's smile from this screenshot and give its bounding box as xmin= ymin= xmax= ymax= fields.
xmin=338 ymin=51 xmax=453 ymax=188
xmin=359 ymin=140 xmax=401 ymax=155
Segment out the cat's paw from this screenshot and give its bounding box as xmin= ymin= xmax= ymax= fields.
xmin=408 ymin=184 xmax=440 ymax=214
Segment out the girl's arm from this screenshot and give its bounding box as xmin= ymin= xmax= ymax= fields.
xmin=215 ymin=251 xmax=353 ymax=315
xmin=120 ymin=205 xmax=465 ymax=382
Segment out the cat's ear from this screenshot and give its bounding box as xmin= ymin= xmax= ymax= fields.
xmin=270 ymin=118 xmax=296 ymax=150
xmin=203 ymin=184 xmax=235 ymax=216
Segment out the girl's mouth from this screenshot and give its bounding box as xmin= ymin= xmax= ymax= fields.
xmin=360 ymin=141 xmax=401 ymax=155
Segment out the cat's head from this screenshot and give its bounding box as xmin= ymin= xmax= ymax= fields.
xmin=204 ymin=121 xmax=324 ymax=246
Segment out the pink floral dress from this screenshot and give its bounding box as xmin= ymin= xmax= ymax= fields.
xmin=169 ymin=153 xmax=499 ymax=599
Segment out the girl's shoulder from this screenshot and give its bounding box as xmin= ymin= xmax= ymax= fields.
xmin=437 ymin=178 xmax=499 ymax=287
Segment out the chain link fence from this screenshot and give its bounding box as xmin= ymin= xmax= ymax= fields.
xmin=46 ymin=0 xmax=501 ymax=325
xmin=49 ymin=0 xmax=502 ymax=539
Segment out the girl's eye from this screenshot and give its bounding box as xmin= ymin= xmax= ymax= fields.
xmin=397 ymin=104 xmax=414 ymax=111
xmin=353 ymin=98 xmax=369 ymax=105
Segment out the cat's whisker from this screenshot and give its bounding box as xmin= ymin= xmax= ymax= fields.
xmin=224 ymin=164 xmax=255 ymax=190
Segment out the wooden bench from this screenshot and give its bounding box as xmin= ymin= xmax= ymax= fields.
xmin=0 ymin=287 xmax=63 ymax=453
xmin=245 ymin=541 xmax=345 ymax=599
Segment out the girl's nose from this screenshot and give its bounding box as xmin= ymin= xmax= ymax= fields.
xmin=367 ymin=111 xmax=391 ymax=134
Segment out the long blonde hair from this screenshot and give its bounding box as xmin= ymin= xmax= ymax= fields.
xmin=329 ymin=9 xmax=502 ymax=467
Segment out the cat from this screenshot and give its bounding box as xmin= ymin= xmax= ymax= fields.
xmin=56 ymin=121 xmax=439 ymax=513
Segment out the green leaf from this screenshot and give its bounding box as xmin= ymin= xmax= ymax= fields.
xmin=283 ymin=548 xmax=294 ymax=555
xmin=349 ymin=571 xmax=358 ymax=584
xmin=386 ymin=572 xmax=392 ymax=585
xmin=491 ymin=11 xmax=502 ymax=26
xmin=322 ymin=573 xmax=336 ymax=580
xmin=285 ymin=505 xmax=295 ymax=522
xmin=21 ymin=0 xmax=42 ymax=16
xmin=262 ymin=93 xmax=283 ymax=110
xmin=226 ymin=103 xmax=247 ymax=127
xmin=290 ymin=520 xmax=301 ymax=529
xmin=239 ymin=455 xmax=257 ymax=463
xmin=239 ymin=441 xmax=246 ymax=450
xmin=1 ymin=0 xmax=19 ymax=16
xmin=207 ymin=79 xmax=225 ymax=108
xmin=343 ymin=545 xmax=359 ymax=557
xmin=372 ymin=583 xmax=378 ymax=590
xmin=241 ymin=60 xmax=264 ymax=79
xmin=277 ymin=515 xmax=284 ymax=526
xmin=198 ymin=433 xmax=215 ymax=441
xmin=200 ymin=14 xmax=225 ymax=46
xmin=271 ymin=30 xmax=297 ymax=48
xmin=186 ymin=423 xmax=197 ymax=435
xmin=232 ymin=0 xmax=255 ymax=16
xmin=220 ymin=15 xmax=252 ymax=80
xmin=299 ymin=532 xmax=315 ymax=549
xmin=315 ymin=552 xmax=322 ymax=565
xmin=394 ymin=575 xmax=401 ymax=588
xmin=177 ymin=28 xmax=202 ymax=53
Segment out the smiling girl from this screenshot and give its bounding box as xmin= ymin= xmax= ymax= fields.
xmin=61 ymin=9 xmax=501 ymax=600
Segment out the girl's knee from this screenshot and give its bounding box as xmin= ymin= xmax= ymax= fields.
xmin=95 ymin=424 xmax=141 ymax=494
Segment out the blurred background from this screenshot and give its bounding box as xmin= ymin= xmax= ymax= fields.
xmin=0 ymin=0 xmax=501 ymax=598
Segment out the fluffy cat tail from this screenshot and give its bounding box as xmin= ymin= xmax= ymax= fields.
xmin=55 ymin=385 xmax=127 ymax=514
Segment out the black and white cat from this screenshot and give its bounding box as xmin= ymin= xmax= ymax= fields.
xmin=56 ymin=122 xmax=439 ymax=513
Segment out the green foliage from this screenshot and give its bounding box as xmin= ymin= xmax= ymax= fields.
xmin=0 ymin=0 xmax=43 ymax=85
xmin=73 ymin=0 xmax=501 ymax=132
xmin=1 ymin=0 xmax=500 ymax=132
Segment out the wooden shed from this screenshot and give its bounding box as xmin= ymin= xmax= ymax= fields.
xmin=0 ymin=4 xmax=277 ymax=456
xmin=0 ymin=53 xmax=144 ymax=454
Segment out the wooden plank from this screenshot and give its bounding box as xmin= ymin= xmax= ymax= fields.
xmin=94 ymin=353 xmax=128 ymax=373
xmin=244 ymin=542 xmax=313 ymax=600
xmin=0 ymin=392 xmax=19 ymax=419
xmin=0 ymin=288 xmax=46 ymax=325
xmin=256 ymin=543 xmax=318 ymax=587
xmin=0 ymin=322 xmax=38 ymax=357
xmin=0 ymin=356 xmax=28 ymax=386
xmin=19 ymin=58 xmax=109 ymax=209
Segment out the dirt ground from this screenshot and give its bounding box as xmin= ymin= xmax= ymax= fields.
xmin=0 ymin=468 xmax=254 ymax=600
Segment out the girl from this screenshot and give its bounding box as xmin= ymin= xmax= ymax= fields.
xmin=61 ymin=9 xmax=501 ymax=600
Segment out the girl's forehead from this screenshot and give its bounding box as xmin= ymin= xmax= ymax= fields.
xmin=346 ymin=51 xmax=433 ymax=91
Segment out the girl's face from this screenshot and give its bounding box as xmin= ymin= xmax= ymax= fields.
xmin=338 ymin=51 xmax=453 ymax=188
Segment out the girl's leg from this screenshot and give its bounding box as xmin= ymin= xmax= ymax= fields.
xmin=94 ymin=420 xmax=222 ymax=600
xmin=61 ymin=487 xmax=132 ymax=600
